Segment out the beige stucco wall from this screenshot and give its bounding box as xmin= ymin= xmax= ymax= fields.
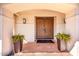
xmin=75 ymin=7 xmax=79 ymax=41
xmin=16 ymin=10 xmax=65 ymax=42
xmin=65 ymin=7 xmax=79 ymax=51
xmin=0 ymin=8 xmax=14 ymax=55
xmin=0 ymin=16 xmax=2 ymax=40
xmin=0 ymin=8 xmax=3 ymax=55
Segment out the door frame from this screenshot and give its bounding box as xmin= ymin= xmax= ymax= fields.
xmin=35 ymin=16 xmax=54 ymax=39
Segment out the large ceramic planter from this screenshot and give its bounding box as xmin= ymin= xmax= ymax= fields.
xmin=14 ymin=41 xmax=20 ymax=53
xmin=14 ymin=40 xmax=23 ymax=53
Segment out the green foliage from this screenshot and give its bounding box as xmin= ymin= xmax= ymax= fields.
xmin=55 ymin=33 xmax=63 ymax=39
xmin=12 ymin=34 xmax=24 ymax=43
xmin=55 ymin=33 xmax=71 ymax=42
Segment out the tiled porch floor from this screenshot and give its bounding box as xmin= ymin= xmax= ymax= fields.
xmin=22 ymin=42 xmax=59 ymax=53
xmin=15 ymin=42 xmax=72 ymax=56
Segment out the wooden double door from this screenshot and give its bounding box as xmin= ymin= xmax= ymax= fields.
xmin=36 ymin=17 xmax=54 ymax=39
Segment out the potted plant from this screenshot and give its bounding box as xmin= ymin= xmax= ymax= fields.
xmin=55 ymin=33 xmax=71 ymax=52
xmin=12 ymin=34 xmax=24 ymax=53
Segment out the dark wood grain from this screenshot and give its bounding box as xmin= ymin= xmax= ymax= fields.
xmin=36 ymin=17 xmax=54 ymax=39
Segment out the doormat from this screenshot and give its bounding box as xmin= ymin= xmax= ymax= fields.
xmin=37 ymin=40 xmax=54 ymax=43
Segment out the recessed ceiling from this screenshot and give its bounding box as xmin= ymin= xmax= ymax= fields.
xmin=1 ymin=3 xmax=78 ymax=14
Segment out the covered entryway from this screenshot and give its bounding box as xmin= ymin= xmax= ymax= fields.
xmin=1 ymin=4 xmax=78 ymax=56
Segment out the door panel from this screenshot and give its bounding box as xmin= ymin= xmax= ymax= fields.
xmin=44 ymin=18 xmax=53 ymax=38
xmin=36 ymin=17 xmax=54 ymax=39
xmin=36 ymin=19 xmax=45 ymax=38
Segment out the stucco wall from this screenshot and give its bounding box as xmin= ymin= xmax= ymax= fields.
xmin=0 ymin=8 xmax=14 ymax=56
xmin=0 ymin=9 xmax=2 ymax=55
xmin=0 ymin=16 xmax=2 ymax=40
xmin=76 ymin=15 xmax=79 ymax=41
xmin=65 ymin=7 xmax=79 ymax=51
xmin=75 ymin=7 xmax=79 ymax=41
xmin=16 ymin=10 xmax=65 ymax=42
